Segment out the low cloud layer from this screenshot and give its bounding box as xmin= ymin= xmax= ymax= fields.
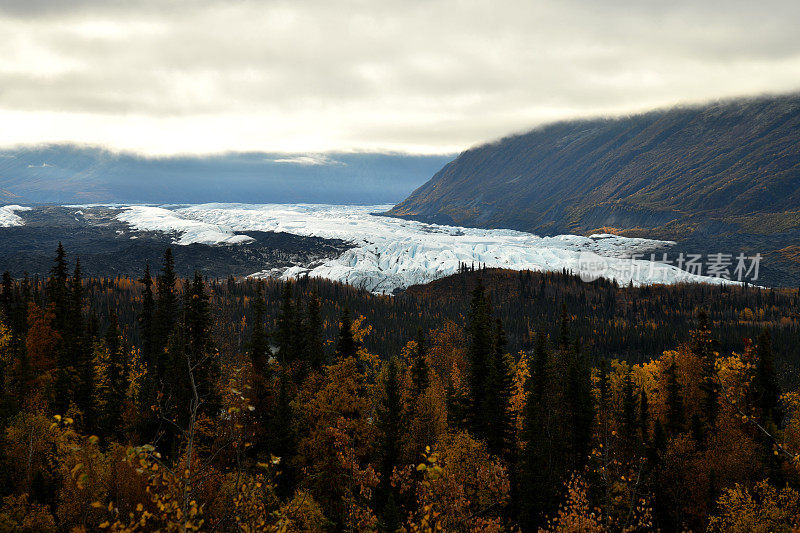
xmin=0 ymin=0 xmax=798 ymax=154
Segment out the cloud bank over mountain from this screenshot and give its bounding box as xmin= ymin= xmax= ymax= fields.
xmin=0 ymin=0 xmax=798 ymax=154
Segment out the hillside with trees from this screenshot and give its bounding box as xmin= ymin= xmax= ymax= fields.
xmin=1 ymin=246 xmax=800 ymax=530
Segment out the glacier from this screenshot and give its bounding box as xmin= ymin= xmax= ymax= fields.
xmin=0 ymin=205 xmax=31 ymax=228
xmin=113 ymin=203 xmax=740 ymax=293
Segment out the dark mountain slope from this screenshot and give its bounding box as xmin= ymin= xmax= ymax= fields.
xmin=388 ymin=93 xmax=800 ymax=286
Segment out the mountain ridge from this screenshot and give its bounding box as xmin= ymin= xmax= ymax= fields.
xmin=387 ymin=93 xmax=800 ymax=286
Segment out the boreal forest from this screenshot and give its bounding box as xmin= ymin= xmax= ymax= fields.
xmin=1 ymin=244 xmax=800 ymax=532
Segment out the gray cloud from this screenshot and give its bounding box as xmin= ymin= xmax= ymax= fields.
xmin=0 ymin=0 xmax=798 ymax=154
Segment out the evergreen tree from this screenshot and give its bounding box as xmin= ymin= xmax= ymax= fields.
xmin=249 ymin=280 xmax=270 ymax=375
xmin=518 ymin=331 xmax=560 ymax=529
xmin=620 ymin=370 xmax=638 ymax=439
xmin=665 ymin=355 xmax=685 ymax=436
xmin=271 ymin=365 xmax=295 ymax=497
xmin=335 ymin=306 xmax=359 ymax=361
xmin=529 ymin=330 xmax=549 ymax=404
xmin=693 ymin=310 xmax=719 ymax=433
xmin=48 ymin=243 xmax=72 ymax=414
xmin=1 ymin=272 xmax=12 ymax=322
xmin=598 ymin=357 xmax=610 ymax=416
xmin=248 ymin=280 xmax=271 ymax=458
xmin=486 ymin=318 xmax=513 ymax=458
xmin=153 ymin=248 xmax=178 ymax=363
xmin=558 ymin=302 xmax=570 ymax=351
xmin=138 ymin=263 xmax=156 ymax=377
xmin=466 ymin=277 xmax=493 ymax=440
xmin=185 ymin=272 xmax=221 ymax=421
xmin=136 ymin=262 xmax=158 ymax=440
xmin=754 ymin=328 xmax=782 ymax=429
xmin=101 ymin=313 xmax=127 ymax=440
xmin=305 ymin=291 xmax=325 ymax=370
xmin=375 ymin=358 xmax=403 ymax=524
xmin=565 ymin=340 xmax=594 ymax=468
xmin=409 ymin=328 xmax=429 ymax=399
xmin=275 ymin=281 xmax=296 ymax=365
xmin=69 ymin=260 xmax=94 ymax=429
xmin=46 ymin=242 xmax=70 ymax=334
xmin=640 ymin=387 xmax=650 ymax=443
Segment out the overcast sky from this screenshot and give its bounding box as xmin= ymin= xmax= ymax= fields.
xmin=0 ymin=0 xmax=799 ymax=155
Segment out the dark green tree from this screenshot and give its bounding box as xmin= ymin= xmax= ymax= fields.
xmin=335 ymin=306 xmax=359 ymax=361
xmin=275 ymin=281 xmax=296 ymax=365
xmin=249 ymin=280 xmax=270 ymax=375
xmin=410 ymin=328 xmax=429 ymax=399
xmin=153 ymin=248 xmax=179 ymax=363
xmin=270 ymin=366 xmax=295 ymax=497
xmin=101 ymin=313 xmax=127 ymax=440
xmin=486 ymin=318 xmax=513 ymax=458
xmin=754 ymin=328 xmax=782 ymax=429
xmin=640 ymin=387 xmax=650 ymax=443
xmin=565 ymin=340 xmax=594 ymax=469
xmin=375 ymin=358 xmax=404 ymax=527
xmin=665 ymin=355 xmax=685 ymax=436
xmin=184 ymin=272 xmax=221 ymax=421
xmin=48 ymin=243 xmax=72 ymax=414
xmin=693 ymin=310 xmax=719 ymax=433
xmin=466 ymin=277 xmax=493 ymax=440
xmin=69 ymin=260 xmax=94 ymax=429
xmin=620 ymin=370 xmax=638 ymax=439
xmin=305 ymin=291 xmax=325 ymax=370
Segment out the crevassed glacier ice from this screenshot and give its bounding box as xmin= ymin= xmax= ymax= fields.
xmin=114 ymin=203 xmax=738 ymax=293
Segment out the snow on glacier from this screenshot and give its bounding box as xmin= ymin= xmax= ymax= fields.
xmin=115 ymin=203 xmax=737 ymax=293
xmin=116 ymin=206 xmax=254 ymax=245
xmin=0 ymin=205 xmax=31 ymax=227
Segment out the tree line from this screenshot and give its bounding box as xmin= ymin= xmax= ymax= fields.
xmin=0 ymin=244 xmax=799 ymax=530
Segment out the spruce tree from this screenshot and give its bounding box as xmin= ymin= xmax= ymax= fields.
xmin=410 ymin=328 xmax=429 ymax=399
xmin=598 ymin=357 xmax=610 ymax=416
xmin=270 ymin=365 xmax=295 ymax=497
xmin=375 ymin=358 xmax=403 ymax=524
xmin=69 ymin=260 xmax=94 ymax=429
xmin=48 ymin=243 xmax=72 ymax=414
xmin=640 ymin=388 xmax=650 ymax=443
xmin=620 ymin=370 xmax=638 ymax=439
xmin=486 ymin=318 xmax=513 ymax=458
xmin=136 ymin=262 xmax=158 ymax=439
xmin=101 ymin=313 xmax=127 ymax=440
xmin=305 ymin=291 xmax=325 ymax=370
xmin=47 ymin=242 xmax=70 ymax=334
xmin=558 ymin=302 xmax=570 ymax=351
xmin=185 ymin=272 xmax=220 ymax=421
xmin=518 ymin=332 xmax=559 ymax=529
xmin=566 ymin=340 xmax=594 ymax=468
xmin=665 ymin=355 xmax=685 ymax=436
xmin=693 ymin=310 xmax=719 ymax=432
xmin=530 ymin=330 xmax=549 ymax=404
xmin=248 ymin=280 xmax=271 ymax=457
xmin=466 ymin=277 xmax=493 ymax=440
xmin=138 ymin=263 xmax=156 ymax=377
xmin=249 ymin=280 xmax=270 ymax=375
xmin=335 ymin=307 xmax=359 ymax=361
xmin=275 ymin=281 xmax=296 ymax=365
xmin=154 ymin=248 xmax=178 ymax=363
xmin=754 ymin=328 xmax=782 ymax=429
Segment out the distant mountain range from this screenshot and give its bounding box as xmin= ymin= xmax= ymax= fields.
xmin=0 ymin=145 xmax=453 ymax=205
xmin=388 ymin=93 xmax=800 ymax=286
